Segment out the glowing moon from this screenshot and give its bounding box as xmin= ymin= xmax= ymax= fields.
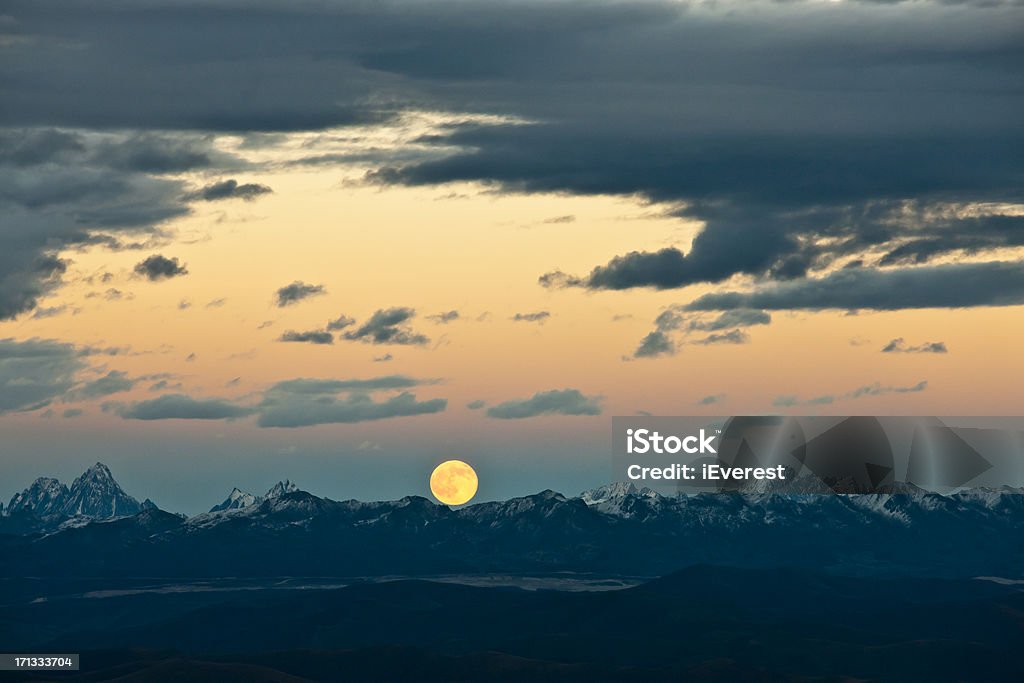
xmin=430 ymin=460 xmax=479 ymax=506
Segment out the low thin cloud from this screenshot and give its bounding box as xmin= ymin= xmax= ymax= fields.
xmin=73 ymin=370 xmax=136 ymax=399
xmin=113 ymin=394 xmax=256 ymax=420
xmin=698 ymin=394 xmax=726 ymax=405
xmin=189 ymin=178 xmax=272 ymax=202
xmin=279 ymin=329 xmax=334 ymax=345
xmin=466 ymin=399 xmax=486 ymax=410
xmin=773 ymin=380 xmax=928 ymax=407
xmin=427 ymin=310 xmax=460 ymax=324
xmin=512 ymin=311 xmax=550 ymax=323
xmin=487 ymin=388 xmax=602 ymax=419
xmin=0 ymin=338 xmax=85 ymax=414
xmin=694 ymin=329 xmax=748 ymax=345
xmin=881 ymin=338 xmax=948 ymax=354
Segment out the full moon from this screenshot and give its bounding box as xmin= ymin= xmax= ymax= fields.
xmin=429 ymin=460 xmax=479 ymax=506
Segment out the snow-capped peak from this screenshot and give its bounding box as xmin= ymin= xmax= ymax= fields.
xmin=63 ymin=462 xmax=143 ymax=518
xmin=265 ymin=480 xmax=299 ymax=499
xmin=7 ymin=477 xmax=70 ymax=516
xmin=209 ymin=487 xmax=259 ymax=513
xmin=580 ymin=482 xmax=661 ymax=505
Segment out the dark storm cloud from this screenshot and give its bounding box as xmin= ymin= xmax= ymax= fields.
xmin=90 ymin=134 xmax=216 ymax=173
xmin=190 ymin=179 xmax=273 ymax=202
xmin=882 ymin=338 xmax=949 ymax=354
xmin=0 ymin=129 xmax=244 ymax=318
xmin=0 ymin=338 xmax=85 ymax=414
xmin=275 ymin=281 xmax=326 ymax=307
xmin=2 ymin=0 xmax=1022 ymax=317
xmin=343 ymin=307 xmax=429 ymax=345
xmin=115 ymin=394 xmax=256 ymax=420
xmin=278 ymin=329 xmax=334 ymax=345
xmin=685 ymin=261 xmax=1024 ymax=311
xmin=486 ymin=389 xmax=602 ymax=419
xmin=133 ymin=254 xmax=188 ymax=281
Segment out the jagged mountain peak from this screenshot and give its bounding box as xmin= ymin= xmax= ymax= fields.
xmin=210 ymin=487 xmax=259 ymax=513
xmin=580 ymin=482 xmax=662 ymax=505
xmin=265 ymin=480 xmax=299 ymax=499
xmin=64 ymin=462 xmax=142 ymax=519
xmin=7 ymin=477 xmax=70 ymax=516
xmin=80 ymin=462 xmax=115 ymax=481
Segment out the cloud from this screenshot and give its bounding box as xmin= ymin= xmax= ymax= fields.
xmin=694 ymin=329 xmax=749 ymax=345
xmin=0 ymin=128 xmax=248 ymax=318
xmin=634 ymin=331 xmax=674 ymax=359
xmin=426 ymin=310 xmax=460 ymax=324
xmin=74 ymin=369 xmax=136 ymax=398
xmin=133 ymin=254 xmax=188 ymax=281
xmin=257 ymin=391 xmax=447 ymax=428
xmin=466 ymin=399 xmax=486 ymax=410
xmin=343 ymin=307 xmax=429 ymax=345
xmin=543 ymin=215 xmax=575 ymax=224
xmin=882 ymin=338 xmax=949 ymax=354
xmin=189 ymin=179 xmax=272 ymax=202
xmin=688 ymin=309 xmax=771 ymax=332
xmin=275 ymin=281 xmax=326 ymax=307
xmin=257 ymin=376 xmax=446 ymax=427
xmin=148 ymin=379 xmax=182 ymax=392
xmin=0 ymin=338 xmax=85 ymax=414
xmin=773 ymin=380 xmax=928 ymax=407
xmin=62 ymin=408 xmax=84 ymax=418
xmin=115 ymin=393 xmax=256 ymax=420
xmin=373 ymin=353 xmax=393 ymax=362
xmin=279 ymin=329 xmax=334 ymax=345
xmin=633 ymin=306 xmax=769 ymax=358
xmin=205 ymin=298 xmax=227 ymax=308
xmin=685 ymin=262 xmax=1024 ymax=312
xmin=511 ymin=311 xmax=550 ymax=323
xmin=486 ymin=388 xmax=602 ymax=419
xmin=326 ymin=315 xmax=356 ymax=331
xmin=112 ymin=373 xmax=449 ymax=426
xmin=268 ymin=376 xmax=436 ymax=394
xmin=3 ymin=0 xmax=1021 ymax=321
xmin=31 ymin=304 xmax=70 ymax=319
xmin=698 ymin=394 xmax=726 ymax=406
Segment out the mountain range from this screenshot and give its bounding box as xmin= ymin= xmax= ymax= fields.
xmin=2 ymin=465 xmax=1022 ymax=579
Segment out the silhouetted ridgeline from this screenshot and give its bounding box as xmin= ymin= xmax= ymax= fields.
xmin=2 ymin=465 xmax=1023 ymax=579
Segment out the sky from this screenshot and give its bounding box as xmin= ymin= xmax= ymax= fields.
xmin=1 ymin=0 xmax=1022 ymax=513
